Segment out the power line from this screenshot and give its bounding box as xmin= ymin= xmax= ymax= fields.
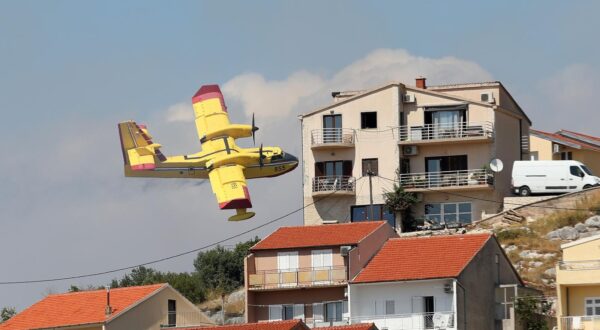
xmin=376 ymin=174 xmax=598 ymax=212
xmin=0 ymin=178 xmax=364 ymax=286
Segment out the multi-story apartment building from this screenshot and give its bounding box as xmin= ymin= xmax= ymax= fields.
xmin=244 ymin=221 xmax=396 ymax=327
xmin=300 ymin=78 xmax=531 ymax=229
xmin=556 ymin=234 xmax=600 ymax=330
xmin=530 ymin=129 xmax=600 ymax=175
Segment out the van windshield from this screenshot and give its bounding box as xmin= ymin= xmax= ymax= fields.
xmin=581 ymin=165 xmax=594 ymax=176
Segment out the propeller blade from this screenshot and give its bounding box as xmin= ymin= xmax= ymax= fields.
xmin=251 ymin=113 xmax=259 ymax=146
xmin=259 ymin=143 xmax=264 ymax=167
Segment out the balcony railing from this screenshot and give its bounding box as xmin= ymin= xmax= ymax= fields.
xmin=351 ymin=311 xmax=455 ymax=330
xmin=158 ymin=311 xmax=213 ymax=328
xmin=560 ymin=315 xmax=600 ymax=330
xmin=398 ymin=121 xmax=493 ymax=143
xmin=559 ymin=260 xmax=600 ymax=271
xmin=312 ymin=318 xmax=350 ymax=328
xmin=311 ymin=128 xmax=355 ymax=147
xmin=248 ymin=266 xmax=347 ymax=290
xmin=312 ymin=176 xmax=355 ymax=195
xmin=399 ymin=169 xmax=493 ymax=190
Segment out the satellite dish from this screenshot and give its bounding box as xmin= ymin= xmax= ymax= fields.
xmin=489 ymin=158 xmax=504 ymax=173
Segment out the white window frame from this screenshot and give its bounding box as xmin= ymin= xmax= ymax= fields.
xmin=311 ymin=249 xmax=333 ymax=269
xmin=425 ymin=202 xmax=472 ymax=225
xmin=585 ymin=297 xmax=600 ymax=316
xmin=277 ymin=251 xmax=299 ymax=271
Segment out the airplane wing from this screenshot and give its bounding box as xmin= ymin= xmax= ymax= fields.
xmin=208 ymin=164 xmax=255 ymax=221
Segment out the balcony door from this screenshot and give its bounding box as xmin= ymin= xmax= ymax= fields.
xmin=312 ymin=250 xmax=333 ymax=269
xmin=424 ymin=106 xmax=466 ymax=139
xmin=323 ymin=114 xmax=342 ymax=143
xmin=425 ymin=156 xmax=467 ymax=173
xmin=277 ymin=251 xmax=298 ymax=271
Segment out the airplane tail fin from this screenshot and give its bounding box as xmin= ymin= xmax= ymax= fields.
xmin=118 ymin=121 xmax=165 ymax=171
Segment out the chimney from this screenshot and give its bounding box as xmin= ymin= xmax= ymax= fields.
xmin=105 ymin=286 xmax=113 ymax=316
xmin=415 ymin=77 xmax=427 ymax=89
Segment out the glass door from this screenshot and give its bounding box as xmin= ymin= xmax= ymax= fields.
xmin=323 ymin=115 xmax=342 ymax=143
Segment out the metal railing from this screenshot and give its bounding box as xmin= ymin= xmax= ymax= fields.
xmin=398 ymin=121 xmax=493 ymax=142
xmin=248 ymin=266 xmax=347 ymax=289
xmin=311 ymin=128 xmax=355 ymax=146
xmin=399 ymin=169 xmax=493 ymax=190
xmin=559 ymin=260 xmax=600 ymax=271
xmin=159 ymin=311 xmax=213 ymax=328
xmin=312 ymin=176 xmax=355 ymax=193
xmin=351 ymin=311 xmax=455 ymax=330
xmin=560 ymin=315 xmax=600 ymax=330
xmin=312 ymin=317 xmax=350 ymax=327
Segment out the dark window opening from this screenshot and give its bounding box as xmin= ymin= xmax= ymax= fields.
xmin=351 ymin=204 xmax=395 ymax=227
xmin=361 ymin=112 xmax=377 ymax=129
xmin=425 ymin=155 xmax=468 ymax=173
xmin=362 ymin=158 xmax=379 ymax=176
xmin=424 ymin=296 xmax=435 ymax=328
xmin=400 ymin=157 xmax=410 ymax=174
xmin=315 ymin=161 xmax=352 ymax=177
xmin=323 ymin=114 xmax=342 ymax=129
xmin=561 ymin=151 xmax=573 ymax=160
xmin=283 ymin=305 xmax=294 ymax=320
xmin=325 ymin=302 xmax=343 ymax=322
xmin=570 ymin=166 xmax=584 ymax=177
xmin=168 ymin=299 xmax=176 ymax=327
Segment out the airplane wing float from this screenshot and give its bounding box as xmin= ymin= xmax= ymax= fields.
xmin=118 ymin=85 xmax=298 ymax=221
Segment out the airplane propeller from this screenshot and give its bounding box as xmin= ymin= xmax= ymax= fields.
xmin=259 ymin=143 xmax=264 ymax=167
xmin=251 ymin=113 xmax=259 ymax=146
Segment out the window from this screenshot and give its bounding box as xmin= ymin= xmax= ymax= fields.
xmin=283 ymin=305 xmax=294 ymax=320
xmin=325 ymin=301 xmax=343 ymax=322
xmin=585 ymin=298 xmax=600 ymax=316
xmin=582 ymin=165 xmax=594 ymax=176
xmin=362 ymin=158 xmax=378 ymax=176
xmin=315 ymin=161 xmax=352 ymax=177
xmin=530 ymin=152 xmax=539 ymax=161
xmin=168 ymin=299 xmax=176 ymax=327
xmin=277 ymin=251 xmax=298 ymax=271
xmin=561 ymin=151 xmax=573 ymax=160
xmin=385 ymin=300 xmax=395 ymax=315
xmin=361 ymin=112 xmax=377 ymax=129
xmin=312 ymin=250 xmax=333 ymax=269
xmin=425 ymin=155 xmax=468 ymax=172
xmin=351 ymin=204 xmax=395 ymax=227
xmin=269 ymin=305 xmax=303 ymax=321
xmin=323 ymin=115 xmax=342 ymax=143
xmin=425 ymin=202 xmax=472 ymax=226
xmin=570 ymin=166 xmax=584 ymax=177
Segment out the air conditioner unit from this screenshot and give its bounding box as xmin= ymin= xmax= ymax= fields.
xmin=403 ymin=94 xmax=415 ymax=103
xmin=553 ymin=143 xmax=561 ymax=154
xmin=444 ymin=283 xmax=453 ymax=294
xmin=340 ymin=245 xmax=352 ymax=256
xmin=402 ymin=145 xmax=418 ymax=156
xmin=480 ymin=92 xmax=495 ymax=103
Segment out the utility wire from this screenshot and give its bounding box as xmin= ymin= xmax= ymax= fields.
xmin=0 ymin=178 xmax=365 ymax=286
xmin=376 ymin=174 xmax=598 ymax=212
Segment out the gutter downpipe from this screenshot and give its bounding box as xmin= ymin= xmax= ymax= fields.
xmin=455 ymin=279 xmax=467 ymax=330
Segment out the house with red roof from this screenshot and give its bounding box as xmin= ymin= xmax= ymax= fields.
xmin=0 ymin=283 xmax=212 ymax=330
xmin=245 ymin=221 xmax=396 ymax=327
xmin=176 ymin=319 xmax=379 ymax=330
xmin=531 ymin=129 xmax=600 ymax=175
xmin=348 ymin=234 xmax=529 ymax=330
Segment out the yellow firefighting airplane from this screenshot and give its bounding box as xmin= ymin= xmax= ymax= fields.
xmin=118 ymin=85 xmax=298 ymax=221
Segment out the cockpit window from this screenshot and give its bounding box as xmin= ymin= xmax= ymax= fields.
xmin=271 ymin=153 xmax=283 ymax=161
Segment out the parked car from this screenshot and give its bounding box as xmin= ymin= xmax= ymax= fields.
xmin=512 ymin=160 xmax=600 ymax=196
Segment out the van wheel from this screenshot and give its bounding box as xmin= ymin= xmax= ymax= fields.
xmin=584 ymin=184 xmax=593 ymax=189
xmin=519 ymin=186 xmax=531 ymax=196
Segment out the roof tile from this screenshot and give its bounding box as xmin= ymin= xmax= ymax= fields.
xmin=352 ymin=234 xmax=491 ymax=283
xmin=0 ymin=284 xmax=165 ymax=330
xmin=251 ymin=222 xmax=386 ymax=251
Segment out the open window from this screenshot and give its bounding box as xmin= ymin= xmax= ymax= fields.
xmin=361 ymin=112 xmax=377 ymax=129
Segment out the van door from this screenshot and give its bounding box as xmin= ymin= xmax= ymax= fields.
xmin=569 ymin=165 xmax=585 ymax=190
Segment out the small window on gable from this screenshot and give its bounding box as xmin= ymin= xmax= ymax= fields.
xmin=361 ymin=112 xmax=377 ymax=129
xmin=362 ymin=158 xmax=379 ymax=176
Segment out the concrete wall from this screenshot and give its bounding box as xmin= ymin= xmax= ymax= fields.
xmin=529 ymin=134 xmax=553 ymax=160
xmin=457 ymin=236 xmax=522 ymax=330
xmin=107 ymin=286 xmax=209 ymax=330
xmin=563 ymin=238 xmax=600 ymax=261
xmin=251 ymin=247 xmax=346 ymax=272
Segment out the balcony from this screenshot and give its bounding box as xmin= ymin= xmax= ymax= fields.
xmin=398 ymin=121 xmax=493 ymax=145
xmin=311 ymin=128 xmax=355 ymax=149
xmin=399 ymin=169 xmax=494 ymax=192
xmin=248 ymin=266 xmax=347 ymax=291
xmin=557 ymin=260 xmax=600 ymax=285
xmin=560 ymin=316 xmax=600 ymax=330
xmin=350 ymin=311 xmax=455 ymax=330
xmin=312 ymin=176 xmax=356 ymax=196
xmin=158 ymin=311 xmax=212 ymax=328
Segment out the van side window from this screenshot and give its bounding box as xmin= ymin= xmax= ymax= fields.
xmin=570 ymin=166 xmax=584 ymax=177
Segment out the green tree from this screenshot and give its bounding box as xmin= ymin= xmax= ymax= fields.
xmin=515 ymin=296 xmax=551 ymax=330
xmin=1 ymin=307 xmax=16 ymax=322
xmin=383 ymin=180 xmax=419 ymax=231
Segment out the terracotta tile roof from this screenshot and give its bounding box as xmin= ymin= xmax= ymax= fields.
xmin=178 ymin=320 xmax=309 ymax=330
xmin=531 ymin=129 xmax=600 ymax=152
xmin=320 ymin=324 xmax=377 ymax=330
xmin=0 ymin=284 xmax=165 ymax=330
xmin=352 ymin=234 xmax=491 ymax=283
xmin=251 ymin=222 xmax=387 ymax=251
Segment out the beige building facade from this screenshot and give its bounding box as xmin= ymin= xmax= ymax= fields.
xmin=530 ymin=129 xmax=600 ymax=176
xmin=556 ymin=234 xmax=600 ymax=330
xmin=300 ymin=78 xmax=531 ymax=229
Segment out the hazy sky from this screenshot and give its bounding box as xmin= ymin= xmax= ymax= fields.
xmin=1 ymin=1 xmax=599 ymax=310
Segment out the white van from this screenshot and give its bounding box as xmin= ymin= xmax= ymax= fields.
xmin=512 ymin=160 xmax=600 ymax=196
